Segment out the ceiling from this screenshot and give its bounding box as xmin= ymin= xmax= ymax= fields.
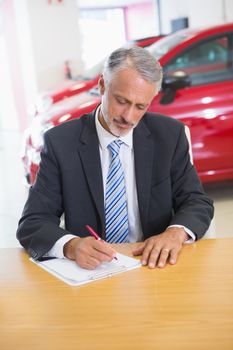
xmin=78 ymin=0 xmax=153 ymax=9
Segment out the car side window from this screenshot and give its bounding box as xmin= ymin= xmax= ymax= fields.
xmin=164 ymin=34 xmax=233 ymax=86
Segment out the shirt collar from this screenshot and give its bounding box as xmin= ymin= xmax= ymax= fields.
xmin=95 ymin=106 xmax=133 ymax=150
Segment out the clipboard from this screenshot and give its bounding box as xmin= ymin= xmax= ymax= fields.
xmin=30 ymin=253 xmax=141 ymax=286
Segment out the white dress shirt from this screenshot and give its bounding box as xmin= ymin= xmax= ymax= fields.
xmin=47 ymin=108 xmax=195 ymax=258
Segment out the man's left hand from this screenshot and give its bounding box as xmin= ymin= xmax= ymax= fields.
xmin=132 ymin=227 xmax=188 ymax=268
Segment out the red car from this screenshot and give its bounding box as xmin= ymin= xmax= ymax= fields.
xmin=31 ymin=35 xmax=164 ymax=116
xmin=22 ymin=23 xmax=233 ymax=185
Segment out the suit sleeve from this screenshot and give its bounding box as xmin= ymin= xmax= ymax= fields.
xmin=169 ymin=125 xmax=214 ymax=239
xmin=16 ymin=132 xmax=71 ymax=260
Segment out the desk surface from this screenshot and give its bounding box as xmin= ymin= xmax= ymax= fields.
xmin=0 ymin=238 xmax=233 ymax=350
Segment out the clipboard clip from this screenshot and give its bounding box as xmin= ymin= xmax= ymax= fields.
xmin=89 ymin=266 xmax=127 ymax=281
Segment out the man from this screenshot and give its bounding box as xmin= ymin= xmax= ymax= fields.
xmin=17 ymin=46 xmax=214 ymax=270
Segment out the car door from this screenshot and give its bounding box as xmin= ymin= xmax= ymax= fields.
xmin=149 ymin=32 xmax=233 ymax=182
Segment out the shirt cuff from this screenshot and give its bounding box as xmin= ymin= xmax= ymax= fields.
xmin=168 ymin=225 xmax=196 ymax=244
xmin=45 ymin=234 xmax=77 ymax=258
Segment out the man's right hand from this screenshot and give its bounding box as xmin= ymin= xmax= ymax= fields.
xmin=63 ymin=237 xmax=117 ymax=269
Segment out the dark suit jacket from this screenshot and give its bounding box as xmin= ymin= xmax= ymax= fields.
xmin=17 ymin=111 xmax=214 ymax=260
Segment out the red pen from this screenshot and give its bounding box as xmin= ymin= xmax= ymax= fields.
xmin=85 ymin=224 xmax=118 ymax=260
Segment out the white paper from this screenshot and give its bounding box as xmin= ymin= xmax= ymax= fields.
xmin=30 ymin=253 xmax=141 ymax=286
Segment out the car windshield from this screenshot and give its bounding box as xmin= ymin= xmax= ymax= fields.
xmin=147 ymin=32 xmax=191 ymax=59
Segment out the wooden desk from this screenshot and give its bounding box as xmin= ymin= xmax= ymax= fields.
xmin=0 ymin=239 xmax=232 ymax=350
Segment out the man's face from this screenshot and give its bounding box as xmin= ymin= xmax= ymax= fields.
xmin=98 ymin=68 xmax=158 ymax=137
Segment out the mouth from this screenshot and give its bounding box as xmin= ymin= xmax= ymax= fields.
xmin=113 ymin=118 xmax=134 ymax=130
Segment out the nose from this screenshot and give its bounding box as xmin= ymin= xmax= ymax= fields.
xmin=122 ymin=105 xmax=135 ymax=124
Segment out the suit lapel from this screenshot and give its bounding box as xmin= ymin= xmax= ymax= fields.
xmin=78 ymin=114 xmax=105 ymax=229
xmin=133 ymin=119 xmax=154 ymax=233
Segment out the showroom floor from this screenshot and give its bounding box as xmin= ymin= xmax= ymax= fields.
xmin=0 ymin=129 xmax=233 ymax=249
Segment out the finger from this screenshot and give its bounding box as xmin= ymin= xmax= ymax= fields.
xmin=90 ymin=248 xmax=114 ymax=263
xmin=169 ymin=247 xmax=180 ymax=265
xmin=76 ymin=255 xmax=101 ymax=270
xmin=93 ymin=239 xmax=117 ymax=259
xmin=157 ymin=248 xmax=170 ymax=268
xmin=80 ymin=237 xmax=116 ymax=260
xmin=132 ymin=243 xmax=146 ymax=256
xmin=146 ymin=245 xmax=162 ymax=268
xmin=141 ymin=242 xmax=159 ymax=267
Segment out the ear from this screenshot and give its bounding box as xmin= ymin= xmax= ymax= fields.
xmin=98 ymin=74 xmax=105 ymax=95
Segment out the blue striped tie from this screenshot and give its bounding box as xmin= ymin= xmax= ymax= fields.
xmin=105 ymin=140 xmax=129 ymax=243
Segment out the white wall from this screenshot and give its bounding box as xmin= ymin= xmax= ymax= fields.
xmin=224 ymin=0 xmax=233 ymax=22
xmin=160 ymin=0 xmax=233 ymax=34
xmin=0 ymin=0 xmax=84 ymax=131
xmin=79 ymin=8 xmax=126 ymax=70
xmin=126 ymin=2 xmax=158 ymax=39
xmin=0 ymin=35 xmax=18 ymax=129
xmin=13 ymin=0 xmax=37 ymax=126
xmin=0 ymin=0 xmax=28 ymax=130
xmin=27 ymin=0 xmax=83 ymax=91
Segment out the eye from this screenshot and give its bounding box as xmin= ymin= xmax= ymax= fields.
xmin=116 ymin=97 xmax=127 ymax=105
xmin=137 ymin=104 xmax=146 ymax=110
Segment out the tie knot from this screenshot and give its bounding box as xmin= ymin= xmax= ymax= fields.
xmin=108 ymin=140 xmax=123 ymax=156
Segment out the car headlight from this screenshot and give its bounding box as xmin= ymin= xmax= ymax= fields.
xmin=30 ymin=118 xmax=53 ymax=149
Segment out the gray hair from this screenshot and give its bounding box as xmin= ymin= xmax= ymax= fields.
xmin=103 ymin=46 xmax=163 ymax=90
